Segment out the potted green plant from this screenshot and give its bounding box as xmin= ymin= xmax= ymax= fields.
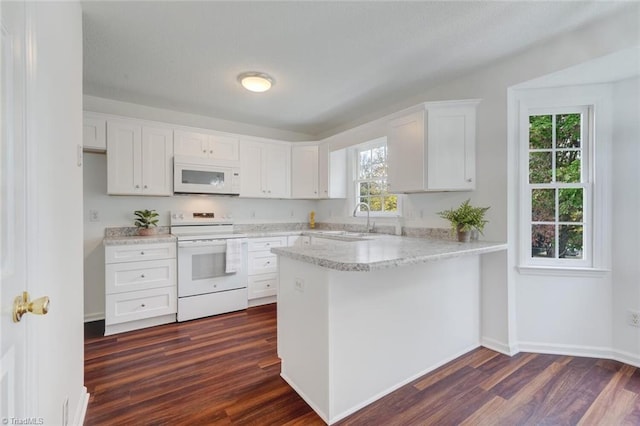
xmin=437 ymin=199 xmax=490 ymax=242
xmin=134 ymin=209 xmax=159 ymax=236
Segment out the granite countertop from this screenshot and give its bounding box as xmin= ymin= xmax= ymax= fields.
xmin=271 ymin=234 xmax=507 ymax=272
xmin=103 ymin=234 xmax=177 ymax=246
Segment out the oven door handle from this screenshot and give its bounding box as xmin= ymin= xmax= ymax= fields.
xmin=178 ymin=240 xmax=228 ymax=248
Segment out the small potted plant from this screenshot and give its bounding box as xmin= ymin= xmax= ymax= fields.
xmin=134 ymin=209 xmax=159 ymax=236
xmin=438 ymin=199 xmax=490 ymax=242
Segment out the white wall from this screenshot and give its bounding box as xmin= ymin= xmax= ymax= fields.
xmin=611 ymin=76 xmax=640 ymax=363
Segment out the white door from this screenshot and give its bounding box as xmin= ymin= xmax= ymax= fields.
xmin=2 ymin=2 xmax=85 ymax=424
xmin=1 ymin=1 xmax=29 ymax=418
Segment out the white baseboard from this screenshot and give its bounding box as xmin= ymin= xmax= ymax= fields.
xmin=610 ymin=349 xmax=640 ymax=368
xmin=518 ymin=341 xmax=613 ymax=359
xmin=72 ymin=386 xmax=89 ymax=426
xmin=518 ymin=341 xmax=640 ymax=368
xmin=481 ymin=337 xmax=518 ymax=356
xmin=84 ymin=312 xmax=104 ymax=322
xmin=248 ymin=295 xmax=276 ymax=307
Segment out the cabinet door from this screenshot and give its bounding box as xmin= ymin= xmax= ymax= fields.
xmin=107 ymin=120 xmax=142 ymax=194
xmin=83 ymin=113 xmax=106 ymax=151
xmin=427 ymin=105 xmax=476 ymax=190
xmin=386 ymin=111 xmax=425 ymax=193
xmin=141 ymin=126 xmax=173 ymax=195
xmin=174 ymin=130 xmax=208 ymax=158
xmin=291 ymin=145 xmax=318 ymax=198
xmin=209 ymin=135 xmax=239 ymax=161
xmin=264 ymin=143 xmax=291 ymax=198
xmin=239 ymin=141 xmax=264 ymax=197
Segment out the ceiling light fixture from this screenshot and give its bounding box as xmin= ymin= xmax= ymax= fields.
xmin=237 ymin=71 xmax=274 ymax=93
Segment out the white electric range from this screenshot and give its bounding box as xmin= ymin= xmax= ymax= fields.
xmin=171 ymin=211 xmax=248 ymax=322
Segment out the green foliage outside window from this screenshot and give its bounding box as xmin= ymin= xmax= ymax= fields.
xmin=529 ymin=113 xmax=584 ymax=259
xmin=356 ymin=143 xmax=397 ymax=213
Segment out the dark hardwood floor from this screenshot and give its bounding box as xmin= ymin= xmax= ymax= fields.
xmin=85 ymin=303 xmax=640 ymax=425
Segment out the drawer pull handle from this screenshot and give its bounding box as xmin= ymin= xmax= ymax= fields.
xmin=266 ymin=284 xmax=271 ymax=287
xmin=141 ymin=303 xmax=146 ymax=308
xmin=140 ymin=274 xmax=145 ymax=278
xmin=140 ymin=251 xmax=145 ymax=255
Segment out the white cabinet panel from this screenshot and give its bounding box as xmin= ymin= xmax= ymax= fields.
xmin=107 ymin=120 xmax=141 ymax=194
xmin=142 ymin=126 xmax=173 ymax=195
xmin=107 ymin=120 xmax=173 ymax=196
xmin=105 ymin=258 xmax=176 ymax=294
xmin=248 ymin=273 xmax=278 ymax=299
xmin=240 ymin=140 xmax=290 ymax=198
xmin=105 ymin=242 xmax=176 ymax=263
xmin=248 ymin=236 xmax=287 ymax=251
xmin=248 ymin=251 xmax=278 ymax=275
xmin=387 ymin=99 xmax=478 ymax=193
xmin=291 ymin=145 xmax=319 ymax=198
xmin=174 ymin=130 xmax=207 ymax=157
xmin=105 ymin=241 xmax=177 ymax=334
xmin=174 ymin=129 xmax=239 ymax=161
xmin=318 ymin=144 xmax=347 ymax=199
xmin=83 ymin=112 xmax=106 ymax=151
xmin=105 ymin=286 xmax=177 ymax=325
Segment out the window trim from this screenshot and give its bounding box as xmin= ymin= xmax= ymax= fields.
xmin=352 ymin=137 xmax=401 ymax=218
xmin=519 ymin=105 xmax=595 ymax=269
xmin=513 ymin=92 xmax=612 ymax=275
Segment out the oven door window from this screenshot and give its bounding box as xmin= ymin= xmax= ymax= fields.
xmin=181 ymin=169 xmax=226 ymax=187
xmin=192 ymin=251 xmax=229 ymax=280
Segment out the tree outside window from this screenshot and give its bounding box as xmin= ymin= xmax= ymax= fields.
xmin=529 ymin=112 xmax=586 ymax=260
xmin=355 ymin=141 xmax=397 ymax=214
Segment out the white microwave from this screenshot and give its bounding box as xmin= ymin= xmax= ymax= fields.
xmin=174 ymin=155 xmax=240 ymax=195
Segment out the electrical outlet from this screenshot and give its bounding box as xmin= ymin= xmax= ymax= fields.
xmin=628 ymin=310 xmax=640 ymax=328
xmin=295 ymin=278 xmax=304 ymax=292
xmin=89 ymin=209 xmax=99 ymax=222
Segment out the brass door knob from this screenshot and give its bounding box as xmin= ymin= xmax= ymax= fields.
xmin=13 ymin=291 xmax=50 ymax=323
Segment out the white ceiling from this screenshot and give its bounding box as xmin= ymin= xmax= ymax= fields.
xmin=82 ymin=1 xmax=631 ymax=138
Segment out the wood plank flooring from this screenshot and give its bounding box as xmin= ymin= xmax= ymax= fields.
xmin=84 ymin=303 xmax=640 ymax=425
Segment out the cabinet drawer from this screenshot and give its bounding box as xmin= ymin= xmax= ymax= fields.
xmin=105 ymin=259 xmax=176 ymax=294
xmin=106 ymin=286 xmax=177 ymax=325
xmin=248 ymin=273 xmax=278 ymax=299
xmin=105 ymin=242 xmax=176 ymax=263
xmin=248 ymin=237 xmax=287 ymax=252
xmin=248 ymin=251 xmax=278 ymax=275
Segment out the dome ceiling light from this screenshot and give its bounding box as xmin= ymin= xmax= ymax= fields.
xmin=237 ymin=71 xmax=275 ymax=93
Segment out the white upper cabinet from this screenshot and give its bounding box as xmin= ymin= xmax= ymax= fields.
xmin=240 ymin=140 xmax=291 ymax=198
xmin=387 ymin=99 xmax=479 ymax=193
xmin=83 ymin=112 xmax=106 ymax=152
xmin=174 ymin=129 xmax=239 ymax=161
xmin=291 ymin=145 xmax=319 ymax=198
xmin=318 ymin=143 xmax=347 ymax=199
xmin=107 ymin=120 xmax=173 ymax=196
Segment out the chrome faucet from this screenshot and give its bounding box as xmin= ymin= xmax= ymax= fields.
xmin=352 ymin=202 xmax=374 ymax=233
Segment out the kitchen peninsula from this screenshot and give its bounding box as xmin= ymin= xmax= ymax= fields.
xmin=272 ymin=234 xmax=506 ymax=424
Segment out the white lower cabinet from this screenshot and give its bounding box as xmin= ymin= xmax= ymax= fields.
xmin=104 ymin=242 xmax=177 ymax=335
xmin=247 ymin=236 xmax=287 ymax=306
